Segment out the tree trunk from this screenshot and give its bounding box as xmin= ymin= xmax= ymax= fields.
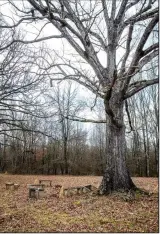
xmin=100 ymin=100 xmax=136 ymax=194
xmin=64 ymin=138 xmax=68 ymax=174
xmin=154 ymin=139 xmax=159 ymax=176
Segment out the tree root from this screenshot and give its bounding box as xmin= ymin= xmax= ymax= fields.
xmin=96 ymin=186 xmax=152 ymax=201
xmin=133 ymin=187 xmax=152 ymax=196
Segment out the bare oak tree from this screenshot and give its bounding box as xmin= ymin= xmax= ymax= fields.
xmin=4 ymin=0 xmax=158 ymax=194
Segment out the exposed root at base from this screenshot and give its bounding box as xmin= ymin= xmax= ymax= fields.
xmin=97 ymin=186 xmax=152 ymax=201
xmin=133 ymin=187 xmax=151 ymax=196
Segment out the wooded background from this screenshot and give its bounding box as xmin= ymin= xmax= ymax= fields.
xmin=0 ymin=81 xmax=158 ymax=177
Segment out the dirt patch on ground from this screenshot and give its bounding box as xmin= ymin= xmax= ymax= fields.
xmin=0 ymin=175 xmax=158 ymax=232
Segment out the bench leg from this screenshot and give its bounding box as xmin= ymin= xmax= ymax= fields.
xmin=36 ymin=190 xmax=39 ymax=199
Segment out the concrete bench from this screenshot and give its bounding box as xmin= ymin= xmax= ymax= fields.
xmin=14 ymin=184 xmax=20 ymax=190
xmin=27 ymin=184 xmax=45 ymax=189
xmin=29 ymin=187 xmax=45 ymax=199
xmin=6 ymin=182 xmax=14 ymax=190
xmin=39 ymin=180 xmax=52 ymax=187
xmin=6 ymin=183 xmax=20 ymax=190
xmin=59 ymin=184 xmax=98 ymax=197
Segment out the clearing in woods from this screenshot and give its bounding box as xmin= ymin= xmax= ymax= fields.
xmin=0 ymin=175 xmax=158 ymax=232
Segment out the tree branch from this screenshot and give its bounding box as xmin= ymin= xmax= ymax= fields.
xmin=118 ymin=7 xmax=158 ymax=37
xmin=111 ymin=0 xmax=117 ymax=20
xmin=138 ymin=49 xmax=158 ymax=72
xmin=119 ymin=23 xmax=134 ymax=75
xmin=0 ymin=35 xmax=64 ymax=51
xmin=116 ymin=0 xmax=128 ymax=23
xmin=122 ymin=14 xmax=158 ymax=91
xmin=142 ymin=42 xmax=159 ymax=57
xmin=65 ymin=115 xmax=106 ymax=123
xmin=125 ymin=100 xmax=134 ymax=132
xmin=88 ymin=30 xmax=108 ymax=53
xmin=51 ymin=76 xmax=103 ymax=98
xmin=101 ymin=0 xmax=110 ymax=26
xmin=125 ymin=0 xmax=141 ymax=12
xmin=124 ymin=78 xmax=159 ymax=99
xmin=0 ymin=16 xmax=47 ymax=28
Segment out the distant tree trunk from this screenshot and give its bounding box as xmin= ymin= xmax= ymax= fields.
xmin=154 ymin=100 xmax=159 ymax=176
xmin=64 ymin=138 xmax=68 ymax=174
xmin=54 ymin=167 xmax=57 ymax=175
xmin=141 ymin=94 xmax=150 ymax=177
xmin=154 ymin=139 xmax=159 ymax=176
xmin=142 ymin=127 xmax=150 ymax=177
xmin=100 ymin=96 xmax=136 ymax=194
xmin=41 ymin=158 xmax=44 ymax=174
xmin=60 ymin=163 xmax=64 ymax=175
xmin=3 ymin=135 xmax=7 ymax=172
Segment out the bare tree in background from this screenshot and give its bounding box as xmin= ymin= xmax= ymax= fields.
xmin=0 ymin=16 xmax=55 ymax=138
xmin=0 ymin=17 xmax=57 ymax=172
xmin=125 ymin=85 xmax=158 ymax=177
xmin=48 ymin=82 xmax=84 ymax=174
xmin=4 ymin=0 xmax=158 ymax=194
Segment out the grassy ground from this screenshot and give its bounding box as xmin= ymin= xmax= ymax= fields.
xmin=0 ymin=174 xmax=158 ymax=232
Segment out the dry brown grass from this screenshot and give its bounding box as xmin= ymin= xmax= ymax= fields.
xmin=0 ymin=174 xmax=158 ymax=232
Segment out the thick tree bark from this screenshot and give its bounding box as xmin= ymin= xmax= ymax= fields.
xmin=100 ymin=97 xmax=136 ymax=194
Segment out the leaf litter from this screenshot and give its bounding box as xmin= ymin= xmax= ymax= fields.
xmin=0 ymin=175 xmax=158 ymax=232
